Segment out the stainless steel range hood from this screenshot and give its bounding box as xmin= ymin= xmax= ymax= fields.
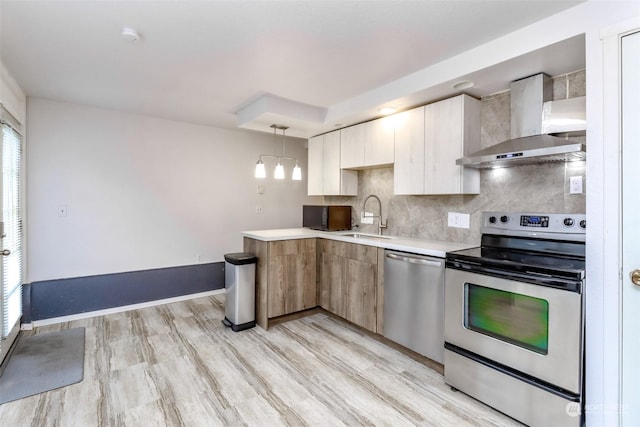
xmin=457 ymin=73 xmax=586 ymax=169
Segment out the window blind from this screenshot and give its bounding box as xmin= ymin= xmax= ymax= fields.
xmin=1 ymin=106 xmax=23 ymax=339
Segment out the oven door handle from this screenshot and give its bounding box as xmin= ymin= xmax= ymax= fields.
xmin=386 ymin=252 xmax=443 ymax=267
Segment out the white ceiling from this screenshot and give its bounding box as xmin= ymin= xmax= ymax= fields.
xmin=0 ymin=0 xmax=585 ymax=138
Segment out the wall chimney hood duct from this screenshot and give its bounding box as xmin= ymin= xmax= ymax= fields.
xmin=457 ymin=73 xmax=586 ymax=169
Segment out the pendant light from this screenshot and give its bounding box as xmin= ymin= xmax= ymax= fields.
xmin=292 ymin=162 xmax=302 ymax=181
xmin=254 ymin=124 xmax=302 ymax=181
xmin=274 ymin=162 xmax=285 ymax=180
xmin=254 ymin=159 xmax=266 ymax=179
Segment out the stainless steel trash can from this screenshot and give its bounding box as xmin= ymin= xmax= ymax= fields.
xmin=222 ymin=252 xmax=257 ymax=332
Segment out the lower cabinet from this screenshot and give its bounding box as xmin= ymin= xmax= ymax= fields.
xmin=244 ymin=237 xmax=316 ymax=329
xmin=267 ymin=239 xmax=317 ymax=318
xmin=318 ymin=239 xmax=378 ymax=332
xmin=245 ymin=236 xmax=379 ymax=333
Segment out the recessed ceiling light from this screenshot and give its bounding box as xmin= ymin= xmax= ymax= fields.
xmin=452 ymin=80 xmax=474 ymax=90
xmin=121 ymin=27 xmax=140 ymax=43
xmin=378 ymin=107 xmax=396 ymax=116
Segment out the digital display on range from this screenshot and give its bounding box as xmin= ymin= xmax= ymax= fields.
xmin=520 ymin=215 xmax=549 ymax=227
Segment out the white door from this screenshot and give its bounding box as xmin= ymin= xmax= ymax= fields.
xmin=622 ymin=29 xmax=640 ymax=426
xmin=0 ymin=106 xmax=23 ymax=366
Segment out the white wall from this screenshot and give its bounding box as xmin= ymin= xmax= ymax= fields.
xmin=26 ymin=98 xmax=316 ymax=282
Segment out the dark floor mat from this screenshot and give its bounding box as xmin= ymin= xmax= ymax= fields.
xmin=0 ymin=327 xmax=85 ymax=404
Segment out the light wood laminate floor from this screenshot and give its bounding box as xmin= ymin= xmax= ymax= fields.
xmin=0 ymin=295 xmax=522 ymax=426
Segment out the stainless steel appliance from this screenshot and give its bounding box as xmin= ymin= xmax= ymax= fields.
xmin=384 ymin=250 xmax=445 ymax=363
xmin=302 ymin=205 xmax=352 ymax=231
xmin=444 ymin=212 xmax=585 ymax=427
xmin=457 ymin=73 xmax=586 ymax=168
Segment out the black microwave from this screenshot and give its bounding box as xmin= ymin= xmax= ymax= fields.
xmin=303 ymin=205 xmax=352 ymax=231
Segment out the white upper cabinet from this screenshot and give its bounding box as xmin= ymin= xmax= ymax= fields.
xmin=364 ymin=117 xmax=395 ymax=167
xmin=307 ymin=135 xmax=324 ymax=196
xmin=394 ymin=106 xmax=426 ymax=195
xmin=424 ymin=94 xmax=480 ymax=195
xmin=340 ymin=125 xmax=365 ymax=169
xmin=340 ymin=116 xmax=395 ymax=170
xmin=394 ymin=94 xmax=480 ymax=195
xmin=308 ymin=131 xmax=358 ymax=196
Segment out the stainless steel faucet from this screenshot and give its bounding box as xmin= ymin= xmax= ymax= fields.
xmin=362 ymin=194 xmax=388 ymax=235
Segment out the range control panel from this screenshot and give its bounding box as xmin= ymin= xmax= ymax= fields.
xmin=482 ymin=212 xmax=586 ymax=241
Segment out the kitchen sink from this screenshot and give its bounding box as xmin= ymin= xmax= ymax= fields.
xmin=339 ymin=233 xmax=395 ymax=240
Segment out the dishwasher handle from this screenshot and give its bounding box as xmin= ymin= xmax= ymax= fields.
xmin=386 ymin=252 xmax=443 ymax=267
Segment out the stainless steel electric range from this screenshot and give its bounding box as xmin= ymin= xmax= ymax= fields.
xmin=444 ymin=212 xmax=586 ymax=427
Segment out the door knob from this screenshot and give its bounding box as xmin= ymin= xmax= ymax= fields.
xmin=631 ymin=269 xmax=640 ymax=286
xmin=0 ymin=249 xmax=10 ymax=256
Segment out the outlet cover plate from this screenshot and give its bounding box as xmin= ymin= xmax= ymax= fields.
xmin=448 ymin=212 xmax=470 ymax=229
xmin=569 ymin=176 xmax=583 ymax=194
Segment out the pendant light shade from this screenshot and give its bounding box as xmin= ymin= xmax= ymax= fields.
xmin=253 ymin=124 xmax=302 ymax=181
xmin=292 ymin=163 xmax=302 ymax=180
xmin=274 ymin=162 xmax=285 ymax=179
xmin=255 ymin=159 xmax=266 ymax=179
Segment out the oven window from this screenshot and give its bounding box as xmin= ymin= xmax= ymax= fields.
xmin=465 ymin=283 xmax=549 ymax=354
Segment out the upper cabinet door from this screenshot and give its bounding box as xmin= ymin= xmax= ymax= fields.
xmin=364 ymin=116 xmax=395 ymax=167
xmin=340 ymin=125 xmax=365 ymax=169
xmin=307 ymin=131 xmax=357 ymax=196
xmin=394 ymin=107 xmax=426 ymax=195
xmin=307 ymin=135 xmax=324 ymax=196
xmin=424 ymin=95 xmax=480 ymax=195
xmin=323 ymin=131 xmax=342 ymax=194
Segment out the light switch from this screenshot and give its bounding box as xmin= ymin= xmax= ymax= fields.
xmin=58 ymin=204 xmax=67 ymax=217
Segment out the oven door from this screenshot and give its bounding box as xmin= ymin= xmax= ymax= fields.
xmin=444 ymin=268 xmax=583 ymax=394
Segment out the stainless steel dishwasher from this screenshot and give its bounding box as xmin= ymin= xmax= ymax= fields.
xmin=383 ymin=250 xmax=445 ymax=363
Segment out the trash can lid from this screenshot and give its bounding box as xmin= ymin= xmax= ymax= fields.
xmin=224 ymin=252 xmax=257 ymax=265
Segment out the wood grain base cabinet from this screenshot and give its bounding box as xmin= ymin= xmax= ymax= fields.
xmin=318 ymin=239 xmax=378 ymax=333
xmin=244 ymin=237 xmax=316 ymax=329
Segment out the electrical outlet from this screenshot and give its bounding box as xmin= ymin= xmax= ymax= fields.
xmin=256 ymin=205 xmax=263 ymax=214
xmin=448 ymin=212 xmax=470 ymax=229
xmin=361 ymin=211 xmax=374 ymax=224
xmin=569 ymin=176 xmax=583 ymax=194
xmin=196 ymin=254 xmax=203 ymax=263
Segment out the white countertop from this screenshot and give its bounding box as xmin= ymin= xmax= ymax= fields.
xmin=242 ymin=228 xmax=477 ymax=258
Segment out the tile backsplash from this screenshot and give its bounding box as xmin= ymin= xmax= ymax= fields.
xmin=325 ymin=70 xmax=586 ymax=245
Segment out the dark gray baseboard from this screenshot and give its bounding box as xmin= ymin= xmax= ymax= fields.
xmin=23 ymin=262 xmax=225 ymax=322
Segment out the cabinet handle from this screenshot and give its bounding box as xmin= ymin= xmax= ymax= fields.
xmin=386 ymin=252 xmax=442 ymax=267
